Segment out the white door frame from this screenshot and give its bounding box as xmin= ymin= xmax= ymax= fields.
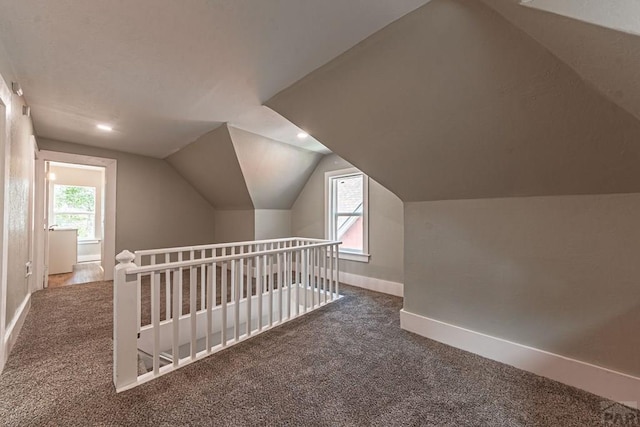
xmin=35 ymin=150 xmax=117 ymax=287
xmin=0 ymin=74 xmax=12 ymax=372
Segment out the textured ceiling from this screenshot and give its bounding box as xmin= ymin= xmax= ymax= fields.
xmin=0 ymin=0 xmax=430 ymax=158
xmin=267 ymin=0 xmax=640 ymax=202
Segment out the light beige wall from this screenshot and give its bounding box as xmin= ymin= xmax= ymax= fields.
xmin=37 ymin=138 xmax=217 ymax=253
xmin=405 ymin=194 xmax=640 ymax=377
xmin=166 ymin=125 xmax=253 ymax=209
xmin=48 ymin=165 xmax=103 ymax=240
xmin=228 ymin=127 xmax=322 ymax=209
xmin=4 ymin=80 xmax=34 ymax=325
xmin=214 ymin=210 xmax=255 ymax=243
xmin=254 ymin=209 xmax=291 ymax=240
xmin=267 ymin=0 xmax=640 ymax=203
xmin=291 ymin=154 xmax=403 ymax=283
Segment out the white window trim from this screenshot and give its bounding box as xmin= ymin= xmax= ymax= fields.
xmin=324 ymin=167 xmax=370 ymax=263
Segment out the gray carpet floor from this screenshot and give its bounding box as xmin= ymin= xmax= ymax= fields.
xmin=0 ymin=281 xmax=625 ymax=426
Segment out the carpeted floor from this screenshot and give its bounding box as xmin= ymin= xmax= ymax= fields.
xmin=0 ymin=281 xmax=624 ymax=426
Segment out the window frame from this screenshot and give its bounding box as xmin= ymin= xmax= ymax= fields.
xmin=324 ymin=167 xmax=370 ymax=263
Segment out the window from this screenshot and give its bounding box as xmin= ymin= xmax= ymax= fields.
xmin=325 ymin=168 xmax=369 ymax=262
xmin=53 ymin=185 xmax=97 ymax=240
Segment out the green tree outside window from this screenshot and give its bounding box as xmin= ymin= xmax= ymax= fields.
xmin=53 ymin=185 xmax=96 ymax=239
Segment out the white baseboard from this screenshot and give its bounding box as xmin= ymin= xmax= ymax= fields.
xmin=400 ymin=309 xmax=640 ymax=406
xmin=340 ymin=271 xmax=403 ymax=297
xmin=3 ymin=293 xmax=31 ymax=366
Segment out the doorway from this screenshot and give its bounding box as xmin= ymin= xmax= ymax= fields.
xmin=46 ymin=161 xmax=105 ymax=287
xmin=35 ymin=151 xmax=116 ymax=290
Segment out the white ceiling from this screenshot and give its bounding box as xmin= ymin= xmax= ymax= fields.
xmin=230 ymin=106 xmax=330 ymax=154
xmin=0 ymin=0 xmax=430 ymax=158
xmin=521 ymin=0 xmax=640 ymax=36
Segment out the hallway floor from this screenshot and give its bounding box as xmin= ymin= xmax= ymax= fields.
xmin=47 ymin=262 xmax=104 ymax=288
xmin=0 ymin=282 xmax=623 ymax=426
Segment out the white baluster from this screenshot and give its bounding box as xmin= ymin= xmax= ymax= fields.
xmin=178 ymin=252 xmax=183 ymax=316
xmin=328 ymin=245 xmax=333 ymax=301
xmin=200 ymin=249 xmax=206 ymax=311
xmin=322 ymin=246 xmax=327 ymax=305
xmin=302 ymin=249 xmax=308 ymax=313
xmin=221 ymin=259 xmax=227 ymax=347
xmin=268 ymin=253 xmax=273 ymax=327
xmin=165 ymin=269 xmax=171 ymax=320
xmin=190 ymin=265 xmax=197 ymax=360
xmin=172 ymin=269 xmax=179 ymax=367
xmin=295 ymin=248 xmax=300 ymax=316
xmin=238 ymin=245 xmax=244 ymax=299
xmin=234 ymin=257 xmax=240 ymax=342
xmin=152 ymin=271 xmax=161 ymax=375
xmin=257 ymin=254 xmax=263 ymax=331
xmin=278 ymin=250 xmax=283 ymax=324
xmin=246 ymin=256 xmax=252 ymax=336
xmin=334 ymin=244 xmax=340 ymax=296
xmin=206 ymin=262 xmax=213 ymax=353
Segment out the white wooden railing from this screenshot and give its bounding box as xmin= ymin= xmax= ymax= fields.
xmin=113 ymin=237 xmax=341 ymax=392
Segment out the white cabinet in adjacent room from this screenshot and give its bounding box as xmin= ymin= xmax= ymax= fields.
xmin=48 ymin=228 xmax=77 ymax=274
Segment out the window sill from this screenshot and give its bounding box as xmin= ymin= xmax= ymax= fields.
xmin=338 ymin=251 xmax=370 ymax=263
xmin=78 ymin=239 xmax=101 ymax=245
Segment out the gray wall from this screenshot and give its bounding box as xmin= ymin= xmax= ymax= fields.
xmin=483 ymin=0 xmax=640 ymax=124
xmin=292 ymin=154 xmax=403 ymax=283
xmin=4 ymin=78 xmax=34 ymax=325
xmin=37 ymin=138 xmax=217 ymax=253
xmin=166 ymin=125 xmax=254 ymax=210
xmin=266 ymin=0 xmax=640 ymax=379
xmin=405 ymin=194 xmax=640 ymax=377
xmin=214 ymin=210 xmax=255 ymax=243
xmin=254 ymin=209 xmax=291 ymax=240
xmin=267 ymin=0 xmax=640 ymax=203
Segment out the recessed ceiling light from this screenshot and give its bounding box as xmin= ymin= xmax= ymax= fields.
xmin=297 ymin=132 xmax=309 ymax=139
xmin=97 ymin=124 xmax=113 ymax=132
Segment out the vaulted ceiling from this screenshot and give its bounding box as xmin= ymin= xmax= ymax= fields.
xmin=2 ymin=0 xmax=639 ymax=206
xmin=166 ymin=124 xmax=322 ymax=210
xmin=267 ymin=0 xmax=640 ymax=202
xmin=0 ymin=0 xmax=430 ymax=158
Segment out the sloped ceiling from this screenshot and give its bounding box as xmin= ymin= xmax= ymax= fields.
xmin=228 ymin=127 xmax=323 ymax=209
xmin=166 ymin=124 xmax=323 ymax=210
xmin=166 ymin=125 xmax=253 ymax=210
xmin=0 ymin=0 xmax=430 ymax=157
xmin=519 ymin=0 xmax=640 ymax=36
xmin=267 ymin=0 xmax=640 ymax=203
xmin=482 ymin=0 xmax=640 ymax=124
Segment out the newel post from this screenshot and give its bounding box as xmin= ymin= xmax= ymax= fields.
xmin=113 ymin=250 xmax=138 ymax=392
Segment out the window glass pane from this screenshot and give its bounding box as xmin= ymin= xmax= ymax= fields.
xmin=53 ymin=185 xmax=96 ymax=239
xmin=54 ymin=213 xmax=95 ymax=239
xmin=54 ymin=185 xmax=96 ymax=213
xmin=336 ymin=215 xmax=363 ymax=252
xmin=336 ymin=174 xmax=363 ymax=214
